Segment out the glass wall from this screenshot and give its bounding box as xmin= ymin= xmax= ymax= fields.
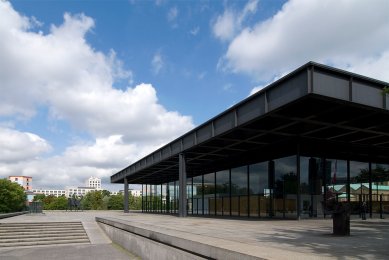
xmin=161 ymin=184 xmax=167 ymax=213
xmin=274 ymin=156 xmax=297 ymax=218
xmin=300 ymin=157 xmax=324 ymax=218
xmin=192 ymin=175 xmax=203 ymax=215
xmin=231 ymin=166 xmax=248 ymax=216
xmin=140 ymin=154 xmax=388 ymax=220
xmin=371 ymin=163 xmax=389 ymax=217
xmin=216 ymin=170 xmax=230 ymax=216
xmin=349 ymin=161 xmax=369 ymax=216
xmin=187 ymin=178 xmax=193 ymax=214
xmin=168 ymin=181 xmax=177 ymax=214
xmin=249 ymin=162 xmax=268 ymax=217
xmin=203 ymin=172 xmax=215 ymax=215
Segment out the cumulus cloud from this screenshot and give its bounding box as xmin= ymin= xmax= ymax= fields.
xmin=212 ymin=0 xmax=259 ymax=41
xmin=0 ymin=127 xmax=51 ymax=164
xmin=0 ymin=132 xmax=161 ymax=189
xmin=0 ymin=1 xmax=194 ymax=189
xmin=220 ymin=0 xmax=389 ymax=83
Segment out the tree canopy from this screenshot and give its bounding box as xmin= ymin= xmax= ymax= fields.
xmin=0 ymin=179 xmax=26 ymax=213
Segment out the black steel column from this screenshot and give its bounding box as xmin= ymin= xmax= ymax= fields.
xmin=268 ymin=160 xmax=275 ymax=217
xmin=141 ymin=184 xmax=144 ymax=212
xmin=296 ymin=144 xmax=301 ymax=220
xmin=124 ymin=178 xmax=129 ymax=213
xmin=347 ymin=160 xmax=351 ymax=203
xmin=369 ymin=162 xmax=373 ymax=218
xmin=179 ymin=153 xmax=187 ymax=217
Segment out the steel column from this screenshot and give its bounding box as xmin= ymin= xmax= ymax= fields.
xmin=179 ymin=153 xmax=187 ymax=217
xmin=124 ymin=178 xmax=129 ymax=213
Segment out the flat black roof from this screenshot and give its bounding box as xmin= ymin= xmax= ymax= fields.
xmin=111 ymin=62 xmax=389 ymax=184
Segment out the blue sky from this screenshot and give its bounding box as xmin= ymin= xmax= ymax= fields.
xmin=1 ymin=0 xmax=389 ymax=190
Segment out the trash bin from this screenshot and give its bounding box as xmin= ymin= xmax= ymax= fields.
xmin=332 ymin=205 xmax=350 ymax=236
xmin=29 ymin=202 xmax=43 ymax=213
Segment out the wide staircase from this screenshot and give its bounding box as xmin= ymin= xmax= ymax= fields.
xmin=0 ymin=222 xmax=90 ymax=247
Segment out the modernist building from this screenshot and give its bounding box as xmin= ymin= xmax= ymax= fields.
xmin=86 ymin=176 xmax=102 ymax=190
xmin=65 ymin=186 xmax=96 ymax=198
xmin=9 ymin=176 xmax=32 ymax=191
xmin=32 ymin=189 xmax=66 ymax=197
xmin=111 ymin=62 xmax=389 ymax=219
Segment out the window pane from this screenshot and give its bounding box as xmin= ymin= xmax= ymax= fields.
xmin=216 ymin=170 xmax=229 ymax=216
xmin=193 ymin=175 xmax=203 ymax=215
xmin=274 ymin=156 xmax=297 ymax=219
xmin=249 ymin=162 xmax=268 ymax=217
xmin=203 ymin=172 xmax=215 ymax=215
xmin=231 ymin=166 xmax=248 ymax=216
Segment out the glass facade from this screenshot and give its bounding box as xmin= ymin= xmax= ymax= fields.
xmin=141 ymin=155 xmax=389 ymax=220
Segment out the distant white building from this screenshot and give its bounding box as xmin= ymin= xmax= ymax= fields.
xmin=118 ymin=189 xmax=142 ymax=197
xmin=130 ymin=189 xmax=142 ymax=197
xmin=66 ymin=186 xmax=96 ymax=198
xmin=86 ymin=176 xmax=101 ymax=190
xmin=32 ymin=189 xmax=66 ymax=197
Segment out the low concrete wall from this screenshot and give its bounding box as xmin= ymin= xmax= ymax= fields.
xmin=98 ymin=221 xmax=205 ymax=260
xmin=96 ymin=217 xmax=263 ymax=260
xmin=0 ymin=211 xmax=28 ymax=219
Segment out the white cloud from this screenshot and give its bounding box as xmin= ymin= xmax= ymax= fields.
xmin=151 ymin=53 xmax=164 ymax=75
xmin=213 ymin=10 xmax=236 ymax=41
xmin=212 ymin=0 xmax=259 ymax=41
xmin=0 ymin=2 xmax=194 ymax=189
xmin=0 ymin=127 xmax=51 ymax=163
xmin=0 ymin=131 xmax=162 ymax=189
xmin=221 ymin=0 xmax=389 ymax=83
xmin=167 ymin=6 xmax=178 ymax=22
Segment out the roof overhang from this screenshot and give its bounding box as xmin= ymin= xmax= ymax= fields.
xmin=111 ymin=62 xmax=389 ymax=184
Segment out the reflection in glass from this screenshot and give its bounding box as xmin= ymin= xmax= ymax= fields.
xmin=231 ymin=166 xmax=248 ymax=216
xmin=274 ymin=156 xmax=297 ymax=218
xmin=203 ymin=172 xmax=215 ymax=215
xmin=192 ymin=175 xmax=203 ymax=215
xmin=216 ymin=170 xmax=230 ymax=216
xmin=249 ymin=162 xmax=268 ymax=217
xmin=187 ymin=178 xmax=193 ymax=214
xmin=371 ymin=164 xmax=389 ymax=216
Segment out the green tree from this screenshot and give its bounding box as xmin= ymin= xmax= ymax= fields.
xmin=101 ymin=190 xmax=111 ymax=197
xmin=33 ymin=194 xmax=46 ymax=202
xmin=129 ymin=194 xmax=142 ymax=210
xmin=50 ymin=196 xmax=68 ymax=210
xmin=42 ymin=195 xmax=56 ymax=210
xmin=82 ymin=190 xmax=105 ymax=210
xmin=0 ymin=179 xmax=26 ymax=213
xmin=108 ymin=193 xmax=124 ymax=210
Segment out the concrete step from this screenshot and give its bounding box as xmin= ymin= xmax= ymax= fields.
xmin=0 ymin=224 xmax=83 ymax=228
xmin=0 ymin=230 xmax=86 ymax=237
xmin=0 ymin=234 xmax=89 ymax=243
xmin=0 ymin=226 xmax=84 ymax=232
xmin=0 ymin=232 xmax=88 ymax=240
xmin=0 ymin=221 xmax=90 ymax=248
xmin=0 ymin=222 xmax=82 ymax=226
xmin=0 ymin=238 xmax=90 ymax=247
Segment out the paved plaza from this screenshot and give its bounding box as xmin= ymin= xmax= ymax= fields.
xmin=1 ymin=211 xmax=389 ymax=259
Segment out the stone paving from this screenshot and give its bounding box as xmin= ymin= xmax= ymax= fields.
xmin=105 ymin=213 xmax=389 ymax=260
xmin=1 ymin=211 xmax=389 ymax=259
